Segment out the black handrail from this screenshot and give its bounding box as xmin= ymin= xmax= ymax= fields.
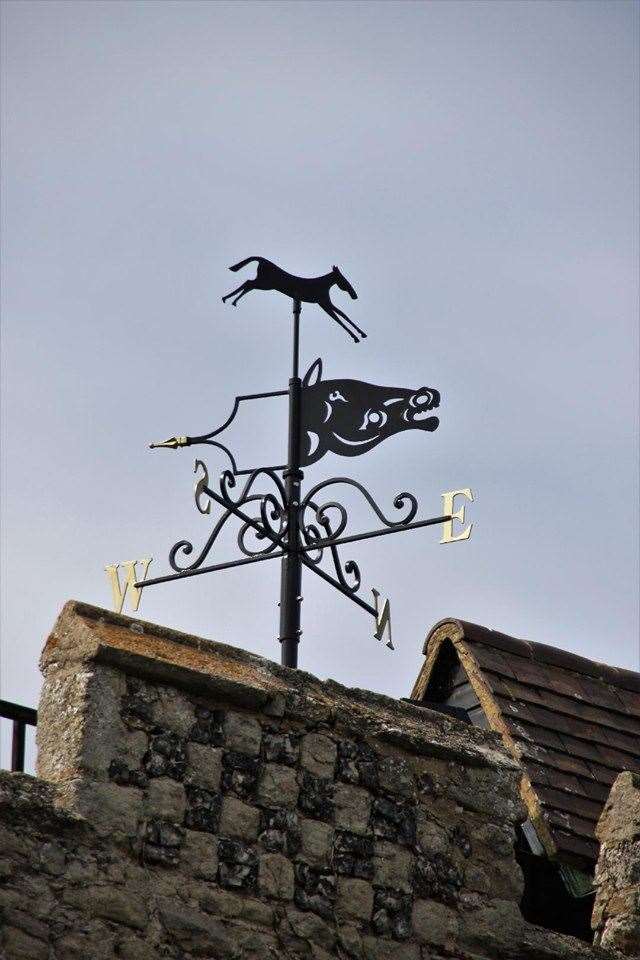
xmin=0 ymin=699 xmax=38 ymax=773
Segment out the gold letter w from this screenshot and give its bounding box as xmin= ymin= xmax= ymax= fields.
xmin=104 ymin=558 xmax=153 ymax=614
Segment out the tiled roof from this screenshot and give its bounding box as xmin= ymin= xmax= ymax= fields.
xmin=411 ymin=619 xmax=640 ymax=871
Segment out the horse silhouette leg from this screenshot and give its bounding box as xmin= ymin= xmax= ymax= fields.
xmin=319 ymin=303 xmax=360 ymax=343
xmin=222 ymin=282 xmax=247 ymax=303
xmin=231 ymin=283 xmax=256 ymax=306
xmin=331 ymin=304 xmax=367 ymax=340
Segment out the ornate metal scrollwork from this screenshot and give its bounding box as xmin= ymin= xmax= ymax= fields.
xmin=297 ymin=478 xmax=420 ymax=600
xmin=169 ymin=468 xmax=288 ymax=572
xmin=299 ymin=499 xmax=361 ymax=595
xmin=301 ymin=477 xmax=418 ymax=529
xmin=166 ymin=464 xmax=420 ymax=611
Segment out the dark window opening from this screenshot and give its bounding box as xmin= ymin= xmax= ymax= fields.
xmin=423 ymin=639 xmax=489 ymax=727
xmin=515 ymin=829 xmax=594 ymax=942
xmin=425 ymin=638 xmax=460 ymax=700
xmin=418 ymin=642 xmax=596 ymax=943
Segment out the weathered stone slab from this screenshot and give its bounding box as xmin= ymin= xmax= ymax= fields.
xmin=157 ymin=899 xmax=231 ymax=955
xmin=63 ymin=885 xmax=148 ymax=929
xmin=411 ymin=897 xmax=459 ymax=947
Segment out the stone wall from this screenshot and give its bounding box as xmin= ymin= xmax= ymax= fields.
xmin=592 ymin=771 xmax=640 ymax=956
xmin=0 ymin=601 xmax=627 ymax=959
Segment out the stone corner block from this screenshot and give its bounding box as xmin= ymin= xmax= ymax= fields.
xmin=334 ymin=782 xmax=371 ymax=834
xmin=258 ymin=852 xmax=295 ymax=900
xmin=58 ymin=779 xmax=143 ymax=840
xmin=224 ymin=712 xmax=262 ymax=757
xmin=301 ymin=733 xmax=337 ymax=779
xmin=36 ymin=665 xmax=126 ymax=783
xmin=377 ymin=755 xmax=415 ymax=798
xmin=412 ymin=897 xmax=459 ymax=947
xmin=258 ymin=764 xmax=299 ymax=808
xmin=183 ymin=829 xmax=219 ymax=880
xmin=186 ymin=743 xmax=223 ymax=792
xmin=336 ymin=876 xmax=374 ymax=922
xmin=219 ymin=795 xmax=260 ymax=842
xmin=299 ymin=817 xmax=334 ymax=865
xmin=373 ymin=840 xmax=412 ymax=892
xmin=144 ymin=778 xmax=186 ymax=821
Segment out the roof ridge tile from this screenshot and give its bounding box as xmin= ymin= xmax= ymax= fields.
xmin=449 ymin=619 xmax=640 ymax=693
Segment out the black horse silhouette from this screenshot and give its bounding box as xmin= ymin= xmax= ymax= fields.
xmin=222 ymin=257 xmax=366 ymax=343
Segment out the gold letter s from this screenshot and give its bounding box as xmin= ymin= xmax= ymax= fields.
xmin=440 ymin=489 xmax=474 ymax=544
xmin=194 ymin=459 xmax=211 ymax=515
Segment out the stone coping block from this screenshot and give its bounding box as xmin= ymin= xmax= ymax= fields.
xmin=40 ymin=601 xmax=516 ymax=773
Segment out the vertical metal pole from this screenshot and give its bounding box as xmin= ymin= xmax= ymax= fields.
xmin=11 ymin=719 xmax=25 ymax=773
xmin=279 ymin=299 xmax=303 ymax=667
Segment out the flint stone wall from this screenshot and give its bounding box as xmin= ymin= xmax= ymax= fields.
xmin=592 ymin=772 xmax=640 ymax=956
xmin=0 ymin=601 xmax=627 ymax=960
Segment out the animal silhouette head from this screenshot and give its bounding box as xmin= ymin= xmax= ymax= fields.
xmin=300 ymin=358 xmax=440 ymax=466
xmin=332 ymin=266 xmax=358 ymax=300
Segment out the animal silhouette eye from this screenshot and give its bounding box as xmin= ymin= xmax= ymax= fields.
xmin=329 ymin=390 xmax=347 ymax=402
xmin=359 ymin=409 xmax=387 ymax=431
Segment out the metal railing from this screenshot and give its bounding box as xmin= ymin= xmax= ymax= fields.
xmin=0 ymin=700 xmax=37 ymax=772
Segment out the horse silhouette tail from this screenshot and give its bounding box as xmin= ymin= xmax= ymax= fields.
xmin=229 ymin=256 xmax=264 ymax=272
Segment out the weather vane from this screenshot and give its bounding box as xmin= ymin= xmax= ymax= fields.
xmin=106 ymin=256 xmax=474 ymax=668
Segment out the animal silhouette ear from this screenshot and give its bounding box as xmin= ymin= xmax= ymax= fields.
xmin=303 ymin=358 xmax=323 ymax=387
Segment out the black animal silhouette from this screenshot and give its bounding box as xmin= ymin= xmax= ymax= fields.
xmin=222 ymin=257 xmax=366 ymax=343
xmin=300 ymin=358 xmax=440 ymax=465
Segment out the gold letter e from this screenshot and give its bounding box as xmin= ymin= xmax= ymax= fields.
xmin=440 ymin=489 xmax=474 ymax=544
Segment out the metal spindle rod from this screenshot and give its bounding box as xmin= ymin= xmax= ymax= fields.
xmin=299 ymin=514 xmax=452 ymax=552
xmin=279 ymin=299 xmax=303 ymax=668
xmin=137 ymin=548 xmax=286 ymax=588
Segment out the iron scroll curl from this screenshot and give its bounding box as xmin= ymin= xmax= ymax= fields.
xmin=169 ymin=468 xmax=288 ymax=572
xmin=299 ymin=500 xmax=362 ymax=596
xmin=296 ymin=478 xmax=421 ymax=599
xmin=300 ymin=478 xmax=419 ymax=529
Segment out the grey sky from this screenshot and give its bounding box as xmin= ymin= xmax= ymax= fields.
xmin=1 ymin=0 xmax=638 ymax=749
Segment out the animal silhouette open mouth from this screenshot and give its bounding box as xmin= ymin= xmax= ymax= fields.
xmin=331 ymin=393 xmax=439 ymax=448
xmin=300 ymin=360 xmax=441 ymax=466
xmin=403 ymin=390 xmax=440 ymax=428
